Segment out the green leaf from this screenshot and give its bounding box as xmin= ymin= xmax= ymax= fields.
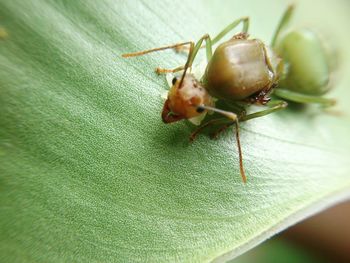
xmin=1 ymin=0 xmax=350 ymax=262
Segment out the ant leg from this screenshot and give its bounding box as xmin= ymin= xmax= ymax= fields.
xmin=192 ymin=105 xmax=246 ymax=183
xmin=271 ymin=5 xmax=295 ymax=47
xmin=233 ymin=120 xmax=246 ymax=183
xmin=123 ymin=33 xmax=213 ymax=78
xmin=192 ymin=119 xmax=247 ymax=183
xmin=155 ymin=32 xmax=213 ymax=76
xmin=223 ymin=101 xmax=247 ymax=118
xmin=189 ymin=118 xmax=229 ymax=142
xmin=155 ymin=65 xmax=185 ymax=75
xmin=210 ymin=124 xmax=231 ymax=139
xmin=122 ymin=41 xmax=192 ymax=58
xmin=176 ymin=17 xmax=249 ymax=53
xmin=177 ymin=34 xmax=213 ymax=86
xmin=211 ymin=17 xmax=250 ymax=45
xmin=187 ymin=34 xmax=213 ymax=65
xmin=122 ymin=41 xmax=194 ymax=76
xmin=274 ymin=89 xmax=336 ymax=107
xmin=155 ymin=33 xmax=213 ymax=74
xmin=240 ymin=100 xmax=288 ymax=122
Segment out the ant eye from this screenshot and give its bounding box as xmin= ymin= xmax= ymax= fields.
xmin=172 ymin=77 xmax=178 ymax=85
xmin=196 ymin=106 xmax=205 ymax=113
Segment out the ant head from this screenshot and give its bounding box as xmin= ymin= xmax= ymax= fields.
xmin=162 ymin=73 xmax=213 ymax=123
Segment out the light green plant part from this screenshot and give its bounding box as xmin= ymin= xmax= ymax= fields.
xmin=276 ymin=29 xmax=331 ymax=95
xmin=1 ymin=0 xmax=350 ymax=263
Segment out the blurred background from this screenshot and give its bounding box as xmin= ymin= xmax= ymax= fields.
xmin=233 ymin=200 xmax=350 ymax=263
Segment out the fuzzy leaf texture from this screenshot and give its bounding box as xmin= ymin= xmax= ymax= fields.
xmin=1 ymin=0 xmax=350 ymax=262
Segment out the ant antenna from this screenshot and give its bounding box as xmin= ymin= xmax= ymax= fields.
xmin=197 ymin=105 xmax=247 ymax=183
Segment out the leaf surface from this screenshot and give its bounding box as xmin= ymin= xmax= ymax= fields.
xmin=1 ymin=0 xmax=350 ymax=262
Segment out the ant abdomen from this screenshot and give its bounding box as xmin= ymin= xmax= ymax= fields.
xmin=203 ymin=38 xmax=282 ymax=102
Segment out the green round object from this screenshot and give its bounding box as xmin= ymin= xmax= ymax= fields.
xmin=277 ymin=29 xmax=330 ymax=95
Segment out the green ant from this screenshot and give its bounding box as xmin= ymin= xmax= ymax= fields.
xmin=122 ymin=5 xmax=336 ymax=183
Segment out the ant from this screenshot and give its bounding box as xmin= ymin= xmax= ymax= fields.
xmin=122 ymin=5 xmax=335 ymax=183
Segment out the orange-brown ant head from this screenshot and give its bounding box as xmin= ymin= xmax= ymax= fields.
xmin=162 ymin=74 xmax=214 ymax=123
